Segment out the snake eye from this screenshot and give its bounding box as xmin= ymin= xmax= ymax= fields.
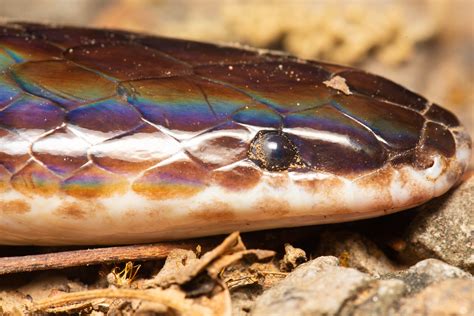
xmin=248 ymin=130 xmax=298 ymax=171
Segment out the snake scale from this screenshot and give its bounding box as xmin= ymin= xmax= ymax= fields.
xmin=0 ymin=22 xmax=471 ymax=245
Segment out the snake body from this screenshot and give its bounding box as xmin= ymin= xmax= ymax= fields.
xmin=0 ymin=23 xmax=471 ymax=245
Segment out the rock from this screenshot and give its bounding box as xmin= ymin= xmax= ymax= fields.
xmin=315 ymin=230 xmax=398 ymax=275
xmin=338 ymin=279 xmax=406 ymax=316
xmin=252 ymin=257 xmax=472 ymax=316
xmin=396 ymin=278 xmax=474 ymax=316
xmin=279 ymin=243 xmax=307 ymax=272
xmin=384 ymin=258 xmax=472 ymax=294
xmin=402 ymin=175 xmax=474 ymax=272
xmin=231 ymin=286 xmax=263 ymax=316
xmin=251 ymin=256 xmax=372 ymax=316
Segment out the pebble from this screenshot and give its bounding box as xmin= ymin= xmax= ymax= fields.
xmin=338 ymin=279 xmax=406 ymax=316
xmin=384 ymin=258 xmax=472 ymax=294
xmin=396 ymin=278 xmax=474 ymax=316
xmin=315 ymin=230 xmax=398 ymax=275
xmin=251 ymin=256 xmax=372 ymax=316
xmin=402 ymin=174 xmax=474 ymax=272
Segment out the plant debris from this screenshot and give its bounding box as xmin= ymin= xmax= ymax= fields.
xmin=0 ymin=232 xmax=276 ymax=315
xmin=0 ymin=238 xmax=220 ymax=276
xmin=279 ymin=243 xmax=307 ymax=272
xmin=323 ymin=76 xmax=352 ymax=95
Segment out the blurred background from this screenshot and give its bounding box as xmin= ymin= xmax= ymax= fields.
xmin=0 ymin=0 xmax=473 ymax=164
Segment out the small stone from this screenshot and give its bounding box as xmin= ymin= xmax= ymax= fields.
xmin=402 ymin=174 xmax=474 ymax=272
xmin=396 ymin=279 xmax=474 ymax=316
xmin=383 ymin=258 xmax=471 ymax=294
xmin=279 ymin=243 xmax=307 ymax=272
xmin=251 ymin=256 xmax=372 ymax=316
xmin=338 ymin=279 xmax=406 ymax=316
xmin=315 ymin=230 xmax=398 ymax=275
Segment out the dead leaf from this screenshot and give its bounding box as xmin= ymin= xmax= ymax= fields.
xmin=145 ymin=232 xmax=244 ymax=288
xmin=207 ymin=249 xmax=275 ymax=278
xmin=194 ymin=280 xmax=232 ymax=316
xmin=279 ymin=243 xmax=307 ymax=272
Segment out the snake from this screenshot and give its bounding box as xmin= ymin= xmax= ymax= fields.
xmin=0 ymin=22 xmax=471 ymax=245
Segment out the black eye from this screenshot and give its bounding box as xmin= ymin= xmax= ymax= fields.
xmin=248 ymin=131 xmax=298 ymax=171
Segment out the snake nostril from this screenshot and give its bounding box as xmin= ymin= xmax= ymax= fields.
xmin=248 ymin=130 xmax=298 ymax=171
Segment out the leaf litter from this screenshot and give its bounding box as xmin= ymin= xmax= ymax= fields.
xmin=0 ymin=232 xmax=280 ymax=315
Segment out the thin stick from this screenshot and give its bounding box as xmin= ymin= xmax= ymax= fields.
xmin=32 ymin=288 xmax=210 ymax=315
xmin=0 ymin=239 xmax=219 ymax=275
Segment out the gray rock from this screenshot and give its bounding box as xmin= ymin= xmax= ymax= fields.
xmin=396 ymin=278 xmax=474 ymax=316
xmin=338 ymin=279 xmax=406 ymax=316
xmin=245 ymin=256 xmax=473 ymax=316
xmin=384 ymin=258 xmax=472 ymax=294
xmin=251 ymin=256 xmax=372 ymax=316
xmin=315 ymin=230 xmax=398 ymax=275
xmin=402 ymin=175 xmax=474 ymax=272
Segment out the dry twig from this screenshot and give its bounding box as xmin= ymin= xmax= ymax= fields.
xmin=31 ymin=288 xmax=212 ymax=315
xmin=0 ymin=239 xmax=219 ymax=275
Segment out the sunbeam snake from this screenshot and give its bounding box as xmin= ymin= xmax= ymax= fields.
xmin=0 ymin=22 xmax=471 ymax=245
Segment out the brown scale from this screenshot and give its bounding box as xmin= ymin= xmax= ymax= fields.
xmin=0 ymin=165 xmax=11 ymax=192
xmin=11 ymin=160 xmax=61 ymax=197
xmin=132 ymin=159 xmax=209 ymax=200
xmin=420 ymin=122 xmax=456 ymax=158
xmin=210 ymin=165 xmax=263 ymax=191
xmin=11 ymin=60 xmax=116 ymax=109
xmin=64 ymin=42 xmax=193 ymax=81
xmin=425 ymin=104 xmax=460 ymax=128
xmin=61 ymin=164 xmax=129 ymax=199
